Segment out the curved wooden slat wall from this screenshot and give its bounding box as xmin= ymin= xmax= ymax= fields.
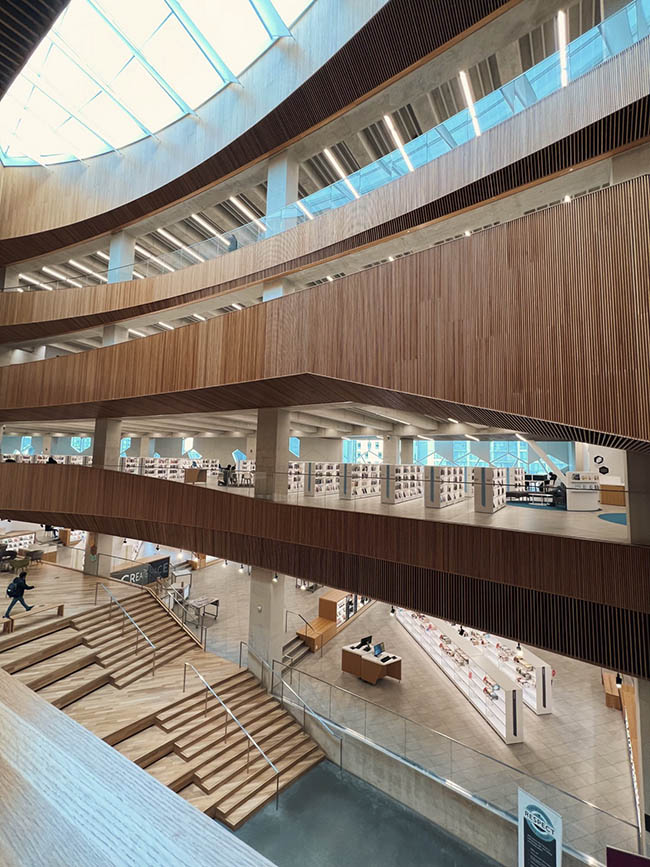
xmin=0 ymin=178 xmax=649 ymax=450
xmin=0 ymin=0 xmax=515 ymax=264
xmin=2 ymin=40 xmax=650 ymax=344
xmin=1 ymin=464 xmax=648 ymax=677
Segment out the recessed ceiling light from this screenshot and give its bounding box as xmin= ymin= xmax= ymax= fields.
xmin=231 ymin=302 xmax=243 ymax=310
xmin=128 ymin=328 xmax=145 ymax=337
xmin=465 ymin=434 xmax=479 ymax=442
xmin=464 ymin=230 xmax=471 ymax=237
xmin=69 ymin=259 xmax=108 ymax=283
xmin=157 ymin=227 xmax=204 ymax=263
xmin=563 ymin=194 xmax=571 ymax=203
xmin=229 ymin=196 xmax=267 ymax=232
xmin=135 ymin=244 xmax=175 ymax=273
xmin=158 ymin=321 xmax=174 ymax=331
xmin=383 ymin=113 xmax=414 ymax=173
xmin=459 ymin=70 xmax=481 ymax=137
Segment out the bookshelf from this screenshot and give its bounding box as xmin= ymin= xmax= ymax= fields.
xmin=339 ymin=464 xmax=381 ymax=500
xmin=473 ymin=467 xmax=507 ymax=513
xmin=424 ymin=466 xmax=465 ymax=508
xmin=381 ymin=464 xmax=424 ymax=504
xmin=288 ymin=461 xmax=304 ymax=493
xmin=305 ymin=462 xmax=340 ymax=497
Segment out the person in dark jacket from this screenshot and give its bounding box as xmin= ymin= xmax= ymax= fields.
xmin=47 ymin=456 xmax=58 ymax=464
xmin=4 ymin=571 xmax=34 ymax=618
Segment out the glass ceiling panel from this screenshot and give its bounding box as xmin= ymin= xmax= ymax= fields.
xmin=0 ymin=0 xmax=303 ymax=166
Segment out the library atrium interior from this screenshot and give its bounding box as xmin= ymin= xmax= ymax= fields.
xmin=0 ymin=1 xmax=649 ymax=865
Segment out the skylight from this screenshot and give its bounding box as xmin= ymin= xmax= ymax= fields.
xmin=0 ymin=0 xmax=314 ymax=166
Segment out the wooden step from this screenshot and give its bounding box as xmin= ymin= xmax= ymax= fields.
xmin=0 ymin=618 xmax=72 ymax=653
xmin=155 ymin=671 xmax=251 ymax=726
xmin=1 ymin=631 xmax=83 ymax=673
xmin=173 ymin=689 xmax=274 ymax=747
xmin=108 ymin=630 xmax=191 ymax=679
xmin=81 ymin=605 xmax=168 ymax=644
xmin=114 ymin=725 xmax=176 ymax=767
xmin=72 ymin=595 xmax=143 ymax=624
xmin=111 ymin=637 xmax=197 ymax=688
xmin=224 ymin=751 xmax=324 ymax=829
xmin=179 ymin=700 xmax=283 ymax=762
xmin=40 ymin=667 xmax=112 ymax=709
xmin=145 ymin=753 xmax=190 ymax=789
xmin=160 ymin=678 xmax=261 ymax=733
xmin=96 ymin=619 xmax=182 ymax=664
xmin=20 ymin=648 xmax=100 ymax=691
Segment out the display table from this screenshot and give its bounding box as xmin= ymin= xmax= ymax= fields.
xmin=341 ymin=643 xmax=402 ymax=685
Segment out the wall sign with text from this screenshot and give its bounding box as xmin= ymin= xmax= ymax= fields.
xmin=518 ymin=788 xmax=562 ymax=867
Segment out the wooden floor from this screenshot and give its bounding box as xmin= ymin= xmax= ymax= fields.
xmin=0 ymin=564 xmax=323 ymax=828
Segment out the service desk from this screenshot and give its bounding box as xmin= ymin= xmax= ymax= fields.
xmin=342 ymin=643 xmax=402 ymax=685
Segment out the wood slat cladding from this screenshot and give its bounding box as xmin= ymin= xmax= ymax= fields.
xmin=0 ymin=0 xmax=514 ymax=264
xmin=1 ymin=464 xmax=649 ymax=678
xmin=1 ymin=179 xmax=650 ymax=449
xmin=4 ymin=87 xmax=650 ymax=344
xmin=0 ymin=1 xmax=69 ymax=99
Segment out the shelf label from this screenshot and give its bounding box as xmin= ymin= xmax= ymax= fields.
xmin=518 ymin=789 xmax=562 ymax=867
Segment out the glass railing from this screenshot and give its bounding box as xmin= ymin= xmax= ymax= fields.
xmin=269 ymin=662 xmax=641 ymax=866
xmin=4 ymin=0 xmax=648 ymax=294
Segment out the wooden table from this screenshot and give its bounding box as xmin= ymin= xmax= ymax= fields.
xmin=342 ymin=643 xmax=402 ymax=685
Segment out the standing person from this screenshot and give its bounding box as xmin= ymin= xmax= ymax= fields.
xmin=4 ymin=571 xmax=34 ymax=619
xmin=47 ymin=456 xmax=58 ymax=464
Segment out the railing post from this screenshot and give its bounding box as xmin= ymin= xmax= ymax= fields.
xmin=224 ymin=708 xmax=228 ymax=742
xmin=121 ymin=609 xmax=126 ymax=634
xmin=183 ymin=663 xmax=187 ymax=693
xmin=247 ymin=738 xmax=251 ymax=773
xmin=109 ymin=598 xmax=113 ymax=620
xmin=94 ymin=583 xmax=99 ymax=605
xmin=339 ymin=738 xmax=343 ymax=776
xmin=135 ymin=633 xmax=139 ymax=655
xmin=152 ymin=647 xmax=156 ymax=677
xmin=205 ymin=685 xmax=209 ymax=716
xmin=303 ymin=701 xmax=306 ymax=730
xmin=275 ymin=773 xmax=280 ymax=811
xmin=239 ymin=641 xmax=243 ymax=668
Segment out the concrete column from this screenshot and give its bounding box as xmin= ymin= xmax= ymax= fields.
xmin=254 ymin=408 xmax=290 ymax=501
xmin=574 ymin=442 xmax=589 ymax=471
xmin=137 ymin=436 xmax=151 ymax=458
xmin=246 ymin=436 xmax=257 ymax=462
xmin=248 ymin=567 xmax=286 ymax=684
xmin=266 ymin=151 xmax=299 ymax=234
xmin=108 ymin=230 xmax=135 ymax=283
xmin=0 ymin=266 xmax=6 ymax=290
xmin=637 ymin=678 xmax=650 ymax=853
xmin=41 ymin=435 xmax=52 ymax=457
xmin=262 ymin=278 xmax=293 ymax=302
xmin=92 ymin=418 xmax=122 ymax=471
xmin=400 ymin=437 xmax=414 ymax=464
xmin=102 ymin=324 xmax=128 ymax=346
xmin=83 ymin=532 xmax=118 ymax=578
xmin=382 ymin=435 xmax=399 ymax=465
xmin=627 ymin=452 xmax=650 ymax=545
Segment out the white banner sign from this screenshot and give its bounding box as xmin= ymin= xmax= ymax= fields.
xmin=518 ymin=788 xmax=563 ymax=867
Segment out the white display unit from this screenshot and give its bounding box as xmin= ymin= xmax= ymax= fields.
xmin=396 ymin=608 xmax=523 ymax=743
xmin=381 ymin=464 xmax=423 ymax=504
xmin=339 ymin=464 xmax=381 ymax=500
xmin=565 ymin=471 xmax=600 ymax=511
xmin=305 ymin=462 xmax=340 ymax=497
xmin=288 ymin=461 xmax=304 ymax=493
xmin=119 ymin=456 xmax=141 ymax=475
xmin=424 ymin=465 xmax=465 ymax=508
xmin=505 ymin=467 xmax=526 ymax=491
xmin=0 ymin=531 xmax=36 ymax=552
xmin=474 ymin=467 xmax=507 ymax=513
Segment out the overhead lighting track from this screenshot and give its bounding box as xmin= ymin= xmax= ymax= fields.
xmin=157 ymin=227 xmax=205 ymax=262
xmin=323 ymin=147 xmax=360 ymax=199
xmin=68 ymin=259 xmax=108 ymax=283
xmin=383 ymin=113 xmax=414 ymax=172
xmin=134 ymin=243 xmax=175 ymax=273
xmin=42 ymin=265 xmax=83 ymax=288
xmin=459 ymin=70 xmax=481 ymax=138
xmin=229 ymin=196 xmax=267 ymax=232
xmin=190 ymin=213 xmax=231 ymax=247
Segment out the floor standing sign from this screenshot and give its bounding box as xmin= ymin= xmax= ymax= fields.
xmin=518 ymin=789 xmax=563 ymax=867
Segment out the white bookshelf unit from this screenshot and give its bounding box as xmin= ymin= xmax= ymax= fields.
xmin=381 ymin=464 xmax=423 ymax=504
xmin=396 ymin=608 xmax=523 ymax=743
xmin=305 ymin=462 xmax=340 ymax=497
xmin=119 ymin=456 xmax=141 ymax=474
xmin=505 ymin=467 xmax=526 ymax=491
xmin=473 ymin=467 xmax=507 ymax=513
xmin=288 ymin=462 xmax=304 ymax=493
xmin=0 ymin=531 xmax=36 ymax=552
xmin=339 ymin=464 xmax=381 ymax=500
xmin=424 ymin=465 xmax=465 ymax=508
xmin=565 ymin=471 xmax=600 ymax=511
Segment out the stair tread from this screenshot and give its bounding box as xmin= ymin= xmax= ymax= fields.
xmin=196 ymin=717 xmax=298 ymax=781
xmin=156 ymin=671 xmax=253 ymax=722
xmin=111 ymin=640 xmax=196 ymax=687
xmin=177 ymin=699 xmax=280 ymax=758
xmin=146 ymin=753 xmax=189 ymax=787
xmin=13 ymin=644 xmax=96 ymax=681
xmin=114 ymin=725 xmax=173 ymax=761
xmin=37 ymin=662 xmax=106 ymax=698
xmin=0 ymin=628 xmax=81 ymax=669
xmin=164 ymin=683 xmax=264 ymax=732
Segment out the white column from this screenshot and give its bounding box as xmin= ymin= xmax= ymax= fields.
xmin=41 ymin=435 xmax=52 ymax=457
xmin=254 ymin=408 xmax=289 ymax=501
xmin=266 ymin=151 xmax=299 ymax=234
xmin=246 ymin=436 xmax=257 ymax=462
xmin=574 ymin=442 xmax=589 ymax=471
xmin=382 ymin=435 xmax=399 ymax=465
xmin=83 ymin=532 xmax=118 ymax=578
xmin=108 ymin=230 xmax=135 ymax=283
xmin=102 ymin=324 xmax=128 ymax=346
xmin=248 ymin=567 xmax=286 ymax=685
xmin=92 ymin=418 xmax=122 ymax=471
xmin=400 ymin=437 xmax=414 ymax=464
xmin=137 ymin=436 xmax=151 ymax=458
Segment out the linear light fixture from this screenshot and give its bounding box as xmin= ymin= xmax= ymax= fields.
xmin=190 ymin=213 xmax=231 ymax=247
xmin=193 ymin=313 xmax=206 ymax=321
xmin=447 ymin=418 xmax=458 ymax=424
xmin=158 ymin=321 xmax=174 ymax=330
xmin=387 ymin=256 xmax=394 ymax=262
xmin=135 ymin=244 xmax=175 ymax=273
xmin=465 ymin=434 xmax=480 ymax=442
xmin=133 ymin=270 xmax=145 ymax=279
xmin=157 ymin=227 xmax=205 ymax=263
xmin=42 ymin=265 xmax=82 ymax=288
xmin=296 ymin=199 xmax=314 ymax=220
xmin=18 ymin=273 xmax=51 ymax=291
xmin=128 ymin=328 xmax=145 ymax=337
xmin=69 ymin=259 xmax=108 ymax=282
xmin=95 ymin=250 xmax=110 ymax=262
xmin=563 ymin=194 xmax=571 ymax=204
xmin=323 ymin=147 xmax=360 ymax=199
xmin=515 ymin=433 xmax=527 ymax=441
xmin=326 ymin=275 xmax=334 ymax=282
xmin=229 ymin=196 xmax=267 ymax=232
xmin=459 ymin=70 xmax=481 ymax=137
xmin=383 ymin=113 xmax=414 ymax=172
xmin=557 ymin=10 xmax=568 ymax=88
xmin=464 ymin=230 xmax=471 ymax=237
xmin=231 ymin=302 xmax=243 ymax=311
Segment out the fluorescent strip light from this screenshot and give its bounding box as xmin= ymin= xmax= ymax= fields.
xmin=326 ymin=275 xmax=334 ymax=282
xmin=323 ymin=147 xmax=360 ymax=199
xmin=135 ymin=244 xmax=175 ymax=273
xmin=563 ymin=194 xmax=571 ymax=204
xmin=383 ymin=113 xmax=414 ymax=172
xmin=190 ymin=213 xmax=231 ymax=248
xmin=157 ymin=228 xmax=204 ymax=263
xmin=387 ymin=256 xmax=394 ymax=262
xmin=158 ymin=321 xmax=174 ymax=331
xmin=69 ymin=259 xmax=108 ymax=283
xmin=193 ymin=313 xmax=206 ymax=321
xmin=296 ymin=199 xmax=314 ymax=220
xmin=229 ymin=196 xmax=267 ymax=232
xmin=231 ymin=303 xmax=243 ymax=311
xmin=515 ymin=433 xmax=527 ymax=441
xmin=128 ymin=328 xmax=145 ymax=337
xmin=459 ymin=70 xmax=481 ymax=137
xmin=18 ymin=273 xmax=52 ymax=291
xmin=42 ymin=266 xmax=82 ymax=288
xmin=95 ymin=250 xmax=110 ymax=262
xmin=557 ymin=10 xmax=568 ymax=88
xmin=133 ymin=270 xmax=144 ymax=279
xmin=465 ymin=434 xmax=479 ymax=442
xmin=447 ymin=418 xmax=458 ymax=424
xmin=16 ymin=288 xmax=24 ymax=293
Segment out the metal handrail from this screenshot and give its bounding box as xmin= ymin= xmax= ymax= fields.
xmin=149 ymin=579 xmax=207 ymax=648
xmin=94 ymin=582 xmax=156 ymax=675
xmin=272 ymin=660 xmax=638 ymax=830
xmin=182 ymin=662 xmax=280 ymax=809
xmin=284 ymin=609 xmax=315 ymax=633
xmin=239 ymin=641 xmax=343 ymax=772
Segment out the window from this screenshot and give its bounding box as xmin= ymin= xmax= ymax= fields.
xmin=289 ymin=436 xmax=300 ymax=457
xmin=20 ymin=436 xmax=34 ymax=456
xmin=232 ymin=449 xmax=247 ymax=462
xmin=187 ymin=448 xmax=202 ymax=460
xmin=70 ymin=435 xmax=91 ymax=453
xmin=120 ymin=436 xmax=132 ymax=457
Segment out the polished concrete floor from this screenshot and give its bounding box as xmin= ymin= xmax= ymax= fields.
xmin=236 ymin=761 xmax=501 ymax=867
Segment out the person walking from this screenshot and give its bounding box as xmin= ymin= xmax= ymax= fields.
xmin=4 ymin=571 xmax=34 ymax=619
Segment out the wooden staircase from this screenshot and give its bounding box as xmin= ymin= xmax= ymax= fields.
xmin=105 ymin=669 xmax=325 ymax=828
xmin=0 ymin=591 xmax=197 ymax=708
